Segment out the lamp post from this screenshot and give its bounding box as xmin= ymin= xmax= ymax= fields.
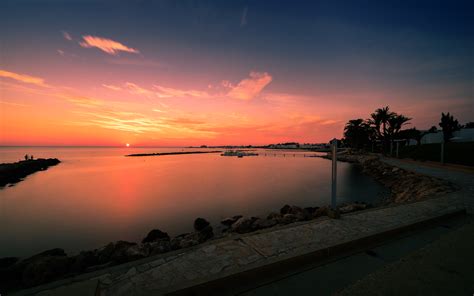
xmin=331 ymin=138 xmax=337 ymax=210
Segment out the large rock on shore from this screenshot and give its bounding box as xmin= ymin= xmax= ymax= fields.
xmin=98 ymin=241 xmax=147 ymax=264
xmin=220 ymin=215 xmax=243 ymax=227
xmin=231 ymin=217 xmax=258 ymax=233
xmin=142 ymin=229 xmax=170 ymax=243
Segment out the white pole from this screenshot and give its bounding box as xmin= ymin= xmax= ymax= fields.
xmin=331 ymin=139 xmax=337 ymax=209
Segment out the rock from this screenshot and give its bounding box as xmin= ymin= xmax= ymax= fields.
xmin=97 ymin=241 xmax=144 ymax=264
xmin=313 ymin=206 xmax=328 ymax=218
xmin=196 ymin=225 xmax=214 ymax=242
xmin=170 ymin=233 xmax=189 ymax=250
xmin=327 ymin=208 xmax=341 ymax=219
xmin=280 ymin=205 xmax=310 ymax=221
xmin=21 ymin=251 xmax=71 ymax=288
xmin=194 ymin=218 xmax=210 ymax=231
xmin=251 ymin=218 xmax=277 ymax=230
xmin=231 ymin=217 xmax=257 ymax=234
xmin=142 ymin=229 xmax=170 ymax=243
xmin=281 ymin=214 xmax=298 ymax=224
xmin=266 ymin=212 xmax=281 ymax=220
xmin=280 ymin=204 xmax=292 ymax=215
xmin=69 ymin=251 xmax=99 ymax=274
xmin=304 ymin=207 xmax=319 ymax=216
xmin=170 ymin=233 xmax=199 ymax=249
xmin=143 ymin=240 xmax=171 ymax=255
xmin=220 ymin=215 xmax=242 ymax=227
xmin=339 ymin=204 xmax=356 ymax=214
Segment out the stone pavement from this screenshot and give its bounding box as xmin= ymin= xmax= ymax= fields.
xmin=16 ymin=193 xmax=466 ymax=296
xmin=335 ymin=219 xmax=474 ymax=296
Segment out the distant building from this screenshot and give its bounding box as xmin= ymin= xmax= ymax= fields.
xmin=416 ymin=128 xmax=474 ymax=144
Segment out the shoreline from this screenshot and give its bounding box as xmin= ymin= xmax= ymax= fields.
xmin=0 ymin=152 xmax=459 ymax=292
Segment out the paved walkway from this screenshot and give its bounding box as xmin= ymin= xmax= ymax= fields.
xmin=17 ymin=194 xmax=465 ymax=296
xmin=335 ymin=219 xmax=474 ymax=296
xmin=240 ymin=215 xmax=472 ymax=296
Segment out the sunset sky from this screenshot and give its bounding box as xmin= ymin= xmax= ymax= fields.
xmin=1 ymin=0 xmax=472 ymax=146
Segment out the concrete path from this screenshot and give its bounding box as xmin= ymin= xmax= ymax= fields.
xmin=16 ymin=194 xmax=465 ymax=296
xmin=335 ymin=219 xmax=474 ymax=296
xmin=240 ymin=215 xmax=472 ymax=296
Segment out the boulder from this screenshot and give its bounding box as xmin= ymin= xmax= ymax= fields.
xmin=20 ymin=251 xmax=71 ymax=288
xmin=231 ymin=217 xmax=258 ymax=234
xmin=280 ymin=205 xmax=310 ymax=221
xmin=251 ymin=218 xmax=277 ymax=230
xmin=304 ymin=207 xmax=319 ymax=216
xmin=221 ymin=215 xmax=243 ymax=227
xmin=142 ymin=229 xmax=170 ymax=243
xmin=194 ymin=218 xmax=210 ymax=231
xmin=280 ymin=214 xmax=298 ymax=224
xmin=69 ymin=251 xmax=99 ymax=274
xmin=266 ymin=212 xmax=281 ymax=220
xmin=196 ymin=225 xmax=214 ymax=242
xmin=143 ymin=240 xmax=171 ymax=255
xmin=327 ymin=208 xmax=341 ymax=219
xmin=97 ymin=241 xmax=144 ymax=264
xmin=313 ymin=206 xmax=328 ymax=218
xmin=170 ymin=233 xmax=199 ymax=249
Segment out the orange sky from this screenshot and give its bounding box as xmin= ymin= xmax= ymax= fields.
xmin=1 ymin=2 xmax=472 ymax=146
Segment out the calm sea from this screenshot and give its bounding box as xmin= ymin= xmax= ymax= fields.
xmin=0 ymin=147 xmax=388 ymax=257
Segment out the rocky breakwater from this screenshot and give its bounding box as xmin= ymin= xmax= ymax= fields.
xmin=0 ymin=218 xmax=215 ymax=293
xmin=0 ymin=158 xmax=60 ymax=187
xmin=219 ymin=203 xmax=369 ymax=234
xmin=0 ymin=200 xmax=373 ymax=293
xmin=331 ymin=153 xmax=457 ymax=204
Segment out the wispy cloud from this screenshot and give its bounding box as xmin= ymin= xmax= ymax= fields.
xmin=226 ymin=72 xmax=272 ymax=100
xmin=0 ymin=101 xmax=30 ymax=107
xmin=152 ymin=85 xmax=211 ymax=99
xmin=79 ymin=35 xmax=140 ymax=55
xmin=0 ymin=69 xmax=50 ymax=88
xmin=102 ymin=84 xmax=122 ymax=91
xmin=102 ymin=71 xmax=273 ymax=101
xmin=241 ymin=6 xmax=248 ymax=27
xmin=62 ymin=31 xmax=72 ymax=41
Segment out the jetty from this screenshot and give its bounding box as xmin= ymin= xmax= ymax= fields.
xmin=125 ymin=151 xmax=222 ymax=157
xmin=0 ymin=158 xmax=60 ymax=188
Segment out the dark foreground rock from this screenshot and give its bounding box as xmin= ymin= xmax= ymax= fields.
xmin=0 ymin=158 xmax=60 ymax=187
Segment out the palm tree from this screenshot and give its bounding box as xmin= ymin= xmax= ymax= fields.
xmin=388 ymin=114 xmax=411 ymax=138
xmin=344 ymin=119 xmax=369 ymax=149
xmin=370 ymin=106 xmax=394 ymax=139
xmin=439 ymin=112 xmax=461 ymax=142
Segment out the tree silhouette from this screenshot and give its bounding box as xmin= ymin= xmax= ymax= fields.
xmin=344 ymin=119 xmax=373 ymax=149
xmin=439 ymin=112 xmax=461 ymax=142
xmin=369 ymin=106 xmax=395 ymax=139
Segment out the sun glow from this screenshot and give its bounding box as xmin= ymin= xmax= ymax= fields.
xmin=126 ymin=143 xmax=130 ymax=147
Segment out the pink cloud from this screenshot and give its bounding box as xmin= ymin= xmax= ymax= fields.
xmin=226 ymin=72 xmax=272 ymax=100
xmin=0 ymin=69 xmax=50 ymax=88
xmin=79 ymin=35 xmax=140 ymax=55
